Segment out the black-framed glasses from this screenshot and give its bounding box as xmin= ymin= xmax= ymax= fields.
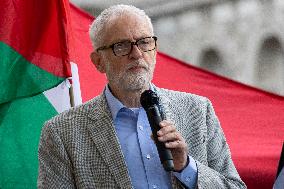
xmin=96 ymin=36 xmax=157 ymax=57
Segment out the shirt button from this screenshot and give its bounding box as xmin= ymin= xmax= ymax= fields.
xmin=146 ymin=154 xmax=151 ymax=159
xmin=152 ymin=184 xmax=157 ymax=188
xmin=139 ymin=125 xmax=143 ymax=131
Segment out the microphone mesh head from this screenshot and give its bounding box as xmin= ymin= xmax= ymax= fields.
xmin=140 ymin=90 xmax=159 ymax=109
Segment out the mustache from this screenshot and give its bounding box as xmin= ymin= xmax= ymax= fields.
xmin=126 ymin=59 xmax=149 ymax=70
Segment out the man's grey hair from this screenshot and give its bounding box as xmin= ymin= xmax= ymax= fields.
xmin=89 ymin=4 xmax=154 ymax=49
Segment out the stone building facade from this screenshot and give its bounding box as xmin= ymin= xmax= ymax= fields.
xmin=72 ymin=0 xmax=284 ymax=95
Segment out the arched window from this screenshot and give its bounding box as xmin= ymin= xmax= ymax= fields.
xmin=256 ymin=36 xmax=284 ymax=95
xmin=199 ymin=48 xmax=229 ymax=76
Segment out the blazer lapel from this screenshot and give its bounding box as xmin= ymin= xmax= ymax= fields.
xmin=155 ymin=87 xmax=186 ymax=189
xmin=154 ymin=87 xmax=175 ymax=122
xmin=86 ymin=94 xmax=132 ymax=188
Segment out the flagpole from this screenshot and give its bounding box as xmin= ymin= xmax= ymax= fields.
xmin=68 ymin=73 xmax=75 ymax=108
xmin=69 ymin=84 xmax=75 ymax=107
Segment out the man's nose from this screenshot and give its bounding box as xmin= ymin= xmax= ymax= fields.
xmin=129 ymin=44 xmax=142 ymax=59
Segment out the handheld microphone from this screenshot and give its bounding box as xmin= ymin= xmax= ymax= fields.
xmin=140 ymin=90 xmax=174 ymax=171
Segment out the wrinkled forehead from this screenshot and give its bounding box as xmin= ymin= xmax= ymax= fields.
xmin=102 ymin=12 xmax=153 ymax=43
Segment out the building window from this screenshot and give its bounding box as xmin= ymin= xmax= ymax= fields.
xmin=199 ymin=48 xmax=229 ymax=77
xmin=256 ymin=36 xmax=284 ymax=95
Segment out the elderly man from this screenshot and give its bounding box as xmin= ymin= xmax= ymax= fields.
xmin=38 ymin=4 xmax=246 ymax=189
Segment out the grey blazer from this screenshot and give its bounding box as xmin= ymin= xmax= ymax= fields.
xmin=38 ymin=87 xmax=246 ymax=189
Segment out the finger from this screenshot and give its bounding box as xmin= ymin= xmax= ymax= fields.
xmin=158 ymin=131 xmax=181 ymax=142
xmin=157 ymin=124 xmax=176 ymax=136
xmin=165 ymin=140 xmax=186 ymax=149
xmin=159 ymin=120 xmax=174 ymax=128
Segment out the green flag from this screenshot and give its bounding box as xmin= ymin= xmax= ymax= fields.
xmin=0 ymin=0 xmax=81 ymax=188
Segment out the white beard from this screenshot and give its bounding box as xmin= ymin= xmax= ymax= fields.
xmin=105 ymin=58 xmax=155 ymax=92
xmin=120 ymin=68 xmax=149 ymax=91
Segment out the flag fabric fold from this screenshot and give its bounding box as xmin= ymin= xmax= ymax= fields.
xmin=69 ymin=4 xmax=284 ymax=189
xmin=0 ymin=0 xmax=81 ymax=188
xmin=1 ymin=1 xmax=284 ymax=188
xmin=0 ymin=0 xmax=72 ymax=104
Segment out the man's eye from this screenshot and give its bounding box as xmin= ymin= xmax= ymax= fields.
xmin=140 ymin=40 xmax=150 ymax=44
xmin=115 ymin=42 xmax=130 ymax=48
xmin=115 ymin=43 xmax=125 ymax=48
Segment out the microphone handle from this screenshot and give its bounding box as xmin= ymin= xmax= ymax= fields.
xmin=146 ymin=105 xmax=174 ymax=171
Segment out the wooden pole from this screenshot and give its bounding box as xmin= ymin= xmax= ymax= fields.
xmin=69 ymin=84 xmax=75 ymax=107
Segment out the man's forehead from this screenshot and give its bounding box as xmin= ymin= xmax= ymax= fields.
xmin=103 ymin=13 xmax=152 ymax=43
xmin=106 ymin=12 xmax=148 ymax=30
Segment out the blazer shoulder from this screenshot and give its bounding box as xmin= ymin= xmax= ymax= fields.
xmin=157 ymin=87 xmax=210 ymax=107
xmin=44 ymin=94 xmax=106 ymax=129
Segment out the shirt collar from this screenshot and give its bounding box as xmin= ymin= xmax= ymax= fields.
xmin=104 ymin=85 xmax=125 ymax=120
xmin=104 ymin=83 xmax=156 ymax=120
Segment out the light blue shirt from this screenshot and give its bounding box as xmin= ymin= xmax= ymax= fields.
xmin=104 ymin=86 xmax=197 ymax=189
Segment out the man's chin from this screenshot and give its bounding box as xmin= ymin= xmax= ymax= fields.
xmin=122 ymin=79 xmax=150 ymax=92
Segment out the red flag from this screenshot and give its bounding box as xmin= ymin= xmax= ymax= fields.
xmin=0 ymin=0 xmax=72 ymax=104
xmin=70 ymin=4 xmax=284 ymax=189
xmin=0 ymin=1 xmax=81 ymax=188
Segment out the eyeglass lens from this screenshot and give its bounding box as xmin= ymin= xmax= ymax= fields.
xmin=113 ymin=37 xmax=156 ymax=56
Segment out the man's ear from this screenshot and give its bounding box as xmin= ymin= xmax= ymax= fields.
xmin=90 ymin=51 xmax=106 ymax=73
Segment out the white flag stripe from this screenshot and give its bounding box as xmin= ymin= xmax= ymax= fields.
xmin=71 ymin=62 xmax=82 ymax=106
xmin=43 ymin=62 xmax=82 ymax=113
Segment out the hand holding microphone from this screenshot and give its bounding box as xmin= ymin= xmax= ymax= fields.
xmin=140 ymin=90 xmax=188 ymax=172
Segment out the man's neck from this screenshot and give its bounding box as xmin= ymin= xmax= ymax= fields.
xmin=108 ymin=84 xmax=150 ymax=108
